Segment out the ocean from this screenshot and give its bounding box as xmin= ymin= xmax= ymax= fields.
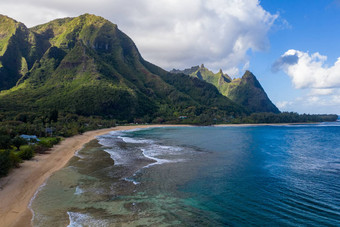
xmin=30 ymin=123 xmax=340 ymax=226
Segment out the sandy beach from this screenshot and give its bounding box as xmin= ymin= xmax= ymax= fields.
xmin=0 ymin=124 xmax=186 ymax=227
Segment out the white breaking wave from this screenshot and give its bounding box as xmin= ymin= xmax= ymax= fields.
xmin=29 ymin=181 xmax=47 ymax=224
xmin=67 ymin=212 xmax=109 ymax=227
xmin=74 ymin=148 xmax=85 ymax=159
xmin=123 ymin=145 xmax=185 ymax=185
xmin=97 ymin=131 xmax=132 ymax=165
xmin=97 ymin=136 xmax=120 ymax=147
xmin=103 ymin=148 xmax=129 ymax=165
xmin=74 ymin=186 xmax=84 ymax=195
xmin=141 ymin=148 xmax=171 ymax=167
xmin=123 ymin=177 xmax=140 ymax=185
xmin=97 ymin=130 xmax=155 ymax=165
xmin=141 ymin=145 xmax=185 ymax=167
xmin=117 ymin=136 xmax=154 ymax=144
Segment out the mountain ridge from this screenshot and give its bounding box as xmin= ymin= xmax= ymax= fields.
xmin=171 ymin=65 xmax=280 ymax=113
xmin=0 ymin=14 xmax=246 ymax=124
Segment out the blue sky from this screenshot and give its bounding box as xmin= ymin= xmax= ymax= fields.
xmin=0 ymin=0 xmax=339 ymax=114
xmin=249 ymin=0 xmax=340 ymax=114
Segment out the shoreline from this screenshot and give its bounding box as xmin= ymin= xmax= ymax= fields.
xmin=0 ymin=122 xmax=322 ymax=226
xmin=0 ymin=125 xmax=186 ymax=227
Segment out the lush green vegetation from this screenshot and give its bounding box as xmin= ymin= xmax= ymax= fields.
xmin=0 ymin=150 xmax=17 ymax=177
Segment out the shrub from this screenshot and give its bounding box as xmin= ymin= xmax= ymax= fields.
xmin=49 ymin=137 xmax=61 ymax=145
xmin=38 ymin=137 xmax=61 ymax=148
xmin=18 ymin=146 xmax=34 ymax=160
xmin=9 ymin=151 xmax=21 ymax=168
xmin=0 ymin=150 xmax=11 ymax=177
xmin=38 ymin=140 xmax=53 ymax=148
xmin=32 ymin=144 xmax=48 ymax=154
xmin=0 ymin=135 xmax=11 ymax=149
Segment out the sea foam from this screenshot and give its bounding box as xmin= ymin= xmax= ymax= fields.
xmin=74 ymin=148 xmax=85 ymax=159
xmin=117 ymin=136 xmax=153 ymax=144
xmin=29 ymin=181 xmax=47 ymax=224
xmin=74 ymin=186 xmax=84 ymax=195
xmin=67 ymin=212 xmax=108 ymax=227
xmin=103 ymin=148 xmax=129 ymax=165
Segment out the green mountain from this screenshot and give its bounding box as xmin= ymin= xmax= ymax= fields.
xmin=0 ymin=15 xmax=43 ymax=90
xmin=0 ymin=14 xmax=246 ymax=123
xmin=171 ymin=65 xmax=280 ymax=113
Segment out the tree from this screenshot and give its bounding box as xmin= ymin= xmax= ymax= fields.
xmin=0 ymin=150 xmax=11 ymax=177
xmin=12 ymin=136 xmax=28 ymax=150
xmin=49 ymin=110 xmax=59 ymax=123
xmin=0 ymin=135 xmax=11 ymax=149
xmin=18 ymin=146 xmax=34 ymax=160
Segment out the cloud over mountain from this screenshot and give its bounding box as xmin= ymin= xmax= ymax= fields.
xmin=0 ymin=0 xmax=277 ymax=75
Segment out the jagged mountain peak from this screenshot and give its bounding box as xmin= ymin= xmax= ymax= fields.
xmin=242 ymin=70 xmax=258 ymax=81
xmin=242 ymin=70 xmax=253 ymax=77
xmin=172 ymin=66 xmax=280 ymax=113
xmin=240 ymin=70 xmax=262 ymax=89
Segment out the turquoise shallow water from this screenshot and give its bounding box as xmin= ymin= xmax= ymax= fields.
xmin=31 ymin=123 xmax=340 ymax=226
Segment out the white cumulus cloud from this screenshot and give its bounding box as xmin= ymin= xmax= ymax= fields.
xmin=0 ymin=0 xmax=277 ymax=74
xmin=274 ymin=49 xmax=340 ymax=89
xmin=273 ymin=49 xmax=340 ymax=113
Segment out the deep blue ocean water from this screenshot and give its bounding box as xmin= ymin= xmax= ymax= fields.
xmin=31 ymin=123 xmax=340 ymax=226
